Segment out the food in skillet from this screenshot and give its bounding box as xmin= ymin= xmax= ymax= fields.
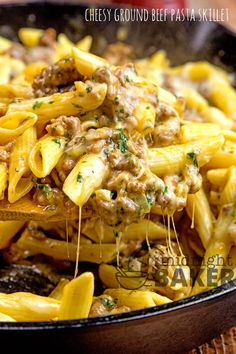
xmin=0 ymin=28 xmax=235 ymax=321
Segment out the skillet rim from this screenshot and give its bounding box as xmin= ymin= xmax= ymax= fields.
xmin=0 ymin=280 xmax=235 ymax=329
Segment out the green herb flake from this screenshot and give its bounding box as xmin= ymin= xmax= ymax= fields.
xmin=48 ymin=101 xmax=54 ymax=104
xmin=86 ymin=86 xmax=92 ymax=93
xmin=77 ymin=174 xmax=83 ymax=183
xmin=187 ymin=152 xmax=198 ymax=167
xmin=110 ymin=191 xmax=117 ymax=200
xmin=32 ymin=101 xmax=43 ymax=110
xmin=119 ymin=107 xmax=125 ymax=114
xmin=146 ymin=106 xmax=150 ymax=110
xmin=52 ymin=138 xmax=62 ymax=147
xmin=146 ymin=193 xmax=154 ymax=205
xmin=102 ymin=298 xmax=115 ymax=309
xmin=63 ymin=57 xmax=70 ymax=63
xmin=31 ymin=177 xmax=37 ymax=183
xmin=37 ymin=184 xmax=52 ymax=193
xmin=163 ymin=186 xmax=168 ymax=194
xmin=116 ymin=128 xmax=128 ymax=153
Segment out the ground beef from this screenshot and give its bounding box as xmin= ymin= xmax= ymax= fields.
xmin=103 ymin=42 xmax=135 ymax=66
xmin=39 ymin=28 xmax=56 ymax=48
xmin=0 ymin=141 xmax=15 ymax=162
xmin=152 ymin=103 xmax=180 ymax=147
xmin=7 ymin=43 xmax=55 ymax=65
xmin=46 ymin=115 xmax=81 ymax=139
xmin=32 ymin=57 xmax=82 ymax=97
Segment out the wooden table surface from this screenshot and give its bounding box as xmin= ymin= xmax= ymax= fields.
xmin=188 ymin=327 xmax=236 ymax=354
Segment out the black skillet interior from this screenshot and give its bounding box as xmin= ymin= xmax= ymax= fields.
xmin=0 ymin=3 xmax=235 ymax=353
xmin=0 ymin=2 xmax=235 ymax=70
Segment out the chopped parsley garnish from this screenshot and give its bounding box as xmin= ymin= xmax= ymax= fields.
xmin=146 ymin=106 xmax=150 ymax=110
xmin=77 ymin=174 xmax=83 ymax=183
xmin=52 ymin=138 xmax=61 ymax=147
xmin=125 ymin=75 xmax=130 ymax=82
xmin=107 ymin=137 xmax=114 ymax=144
xmin=63 ymin=57 xmax=70 ymax=63
xmin=116 ymin=128 xmax=128 ymax=153
xmin=163 ymin=186 xmax=168 ymax=194
xmin=119 ymin=107 xmax=125 ymax=114
xmin=86 ymin=86 xmax=92 ymax=93
xmin=32 ymin=101 xmax=43 ymax=110
xmin=146 ymin=193 xmax=154 ymax=205
xmin=102 ymin=298 xmax=115 ymax=309
xmin=31 ymin=177 xmax=37 ymax=183
xmin=187 ymin=152 xmax=198 ymax=167
xmin=48 ymin=101 xmax=54 ymax=104
xmin=110 ymin=191 xmax=117 ymax=200
xmin=37 ymin=184 xmax=52 ymax=193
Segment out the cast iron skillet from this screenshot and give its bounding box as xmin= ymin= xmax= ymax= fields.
xmin=0 ymin=3 xmax=235 ymax=353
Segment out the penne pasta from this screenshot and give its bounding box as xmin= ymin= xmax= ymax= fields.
xmin=58 ymin=272 xmax=94 ymax=320
xmin=76 ymin=35 xmax=92 ymax=52
xmin=201 ymin=107 xmax=233 ymax=130
xmin=0 ymin=36 xmax=12 ymax=53
xmin=7 ymin=82 xmax=107 ymax=124
xmin=148 ymin=135 xmax=224 ymax=176
xmin=0 ymin=312 xmax=16 ymax=322
xmin=219 ymin=166 xmax=236 ymax=206
xmin=206 ymin=168 xmax=227 ymax=188
xmin=99 ymin=264 xmax=155 ymax=290
xmin=72 ymin=47 xmax=108 ymax=77
xmin=8 ymin=126 xmax=37 ymax=203
xmin=122 ymin=219 xmax=175 ymax=241
xmin=18 ymin=28 xmax=43 ymax=48
xmin=17 ymin=228 xmax=116 ymax=263
xmin=104 ymin=288 xmax=171 ymax=310
xmin=0 ymin=220 xmax=25 ymax=249
xmin=191 ymin=238 xmax=231 ymax=296
xmin=0 ymin=292 xmax=60 ymax=321
xmin=205 ymin=140 xmax=236 ymax=169
xmin=0 ymin=111 xmax=37 ymax=144
xmin=49 ymin=278 xmax=70 ymax=301
xmin=63 ymin=154 xmax=108 ymax=207
xmin=0 ymin=163 xmax=7 ymax=200
xmin=29 ymin=135 xmax=67 ymax=178
xmin=133 ymin=102 xmax=156 ymax=135
xmin=180 ymin=122 xmax=221 ymax=143
xmin=186 ymin=188 xmax=214 ymax=249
